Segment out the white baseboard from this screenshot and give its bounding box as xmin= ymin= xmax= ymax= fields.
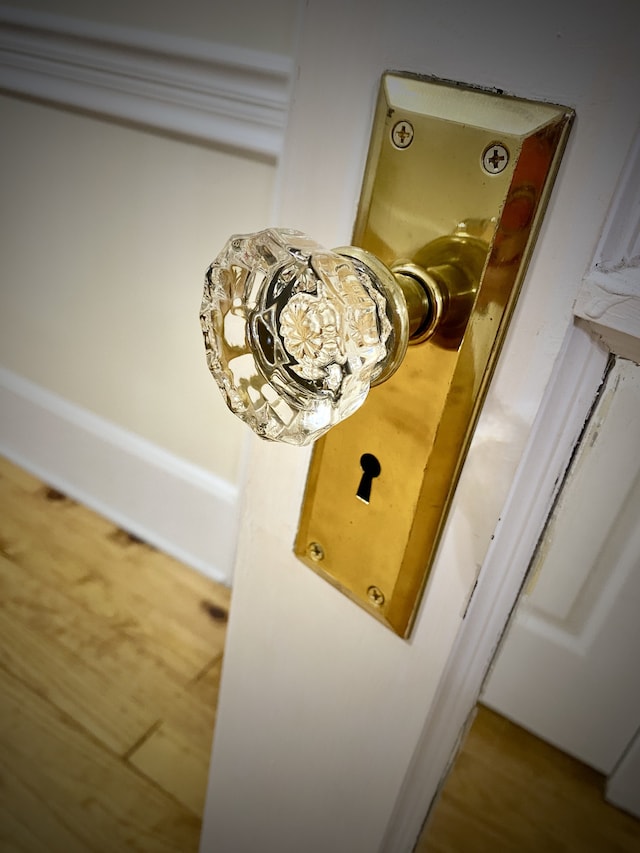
xmin=0 ymin=368 xmax=239 ymax=586
xmin=0 ymin=5 xmax=292 ymax=159
xmin=607 ymin=727 xmax=640 ymax=820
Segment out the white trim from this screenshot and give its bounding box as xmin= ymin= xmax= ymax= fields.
xmin=574 ymin=123 xmax=640 ymax=362
xmin=0 ymin=5 xmax=293 ymax=160
xmin=0 ymin=368 xmax=239 ymax=586
xmin=591 ymin=122 xmax=640 ymax=271
xmin=381 ymin=323 xmax=610 ymax=852
xmin=573 ymin=274 xmax=640 ymax=363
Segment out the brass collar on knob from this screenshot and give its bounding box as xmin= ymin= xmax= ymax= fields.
xmin=336 ymin=234 xmax=484 ymax=387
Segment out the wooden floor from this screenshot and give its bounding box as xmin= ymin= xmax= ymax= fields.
xmin=3 ymin=454 xmax=640 ymax=852
xmin=0 ymin=455 xmax=229 ymax=852
xmin=419 ymin=705 xmax=640 ymax=852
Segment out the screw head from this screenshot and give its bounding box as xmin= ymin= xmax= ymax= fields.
xmin=391 ymin=120 xmax=414 ymax=149
xmin=308 ymin=541 xmax=325 ymax=562
xmin=367 ymin=585 xmax=385 ymax=607
xmin=482 ymin=142 xmax=509 ymax=175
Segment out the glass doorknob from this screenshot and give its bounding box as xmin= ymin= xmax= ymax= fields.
xmin=200 ymin=227 xmax=481 ymax=446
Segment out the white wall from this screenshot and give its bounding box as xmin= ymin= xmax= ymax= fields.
xmin=0 ymin=1 xmax=298 ymax=580
xmin=0 ymin=94 xmax=275 ymax=481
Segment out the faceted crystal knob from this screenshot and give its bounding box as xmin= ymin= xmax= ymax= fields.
xmin=200 ymin=227 xmax=484 ymax=445
xmin=200 ymin=229 xmax=410 ymax=446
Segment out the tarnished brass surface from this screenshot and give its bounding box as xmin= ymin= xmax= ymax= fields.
xmin=294 ymin=73 xmax=573 ymax=637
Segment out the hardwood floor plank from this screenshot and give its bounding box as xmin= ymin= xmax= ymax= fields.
xmin=0 ymin=664 xmax=201 ymax=853
xmin=0 ymin=551 xmax=190 ymax=753
xmin=128 ymin=725 xmax=212 ymax=819
xmin=0 ymin=571 xmax=219 ymax=754
xmin=0 ymin=770 xmax=92 ymax=853
xmin=0 ymin=456 xmax=228 ymax=851
xmin=419 ymin=706 xmax=640 ymax=852
xmin=128 ymin=659 xmax=223 ymax=815
xmin=61 ymin=490 xmax=232 ymax=659
xmin=0 ymin=456 xmax=229 ymax=760
xmin=0 ymin=790 xmax=75 ymax=853
xmin=0 ymin=465 xmax=228 ymax=681
xmin=0 ymin=458 xmax=43 ymax=493
xmin=188 ymin=657 xmax=225 ymax=716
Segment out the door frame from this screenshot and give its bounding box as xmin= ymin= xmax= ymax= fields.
xmin=382 ymin=127 xmax=640 ymax=851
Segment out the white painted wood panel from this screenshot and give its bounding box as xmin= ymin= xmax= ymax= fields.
xmin=200 ymin=1 xmax=640 ymax=850
xmin=483 ymin=358 xmax=640 ymax=774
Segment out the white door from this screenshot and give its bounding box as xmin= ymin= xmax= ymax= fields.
xmin=483 ymin=357 xmax=640 ymax=776
xmin=200 ymin=2 xmax=640 ymax=851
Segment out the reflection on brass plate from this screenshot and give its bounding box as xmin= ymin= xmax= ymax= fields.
xmin=295 ymin=72 xmax=573 ymax=637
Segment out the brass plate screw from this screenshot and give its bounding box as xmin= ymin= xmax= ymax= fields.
xmin=308 ymin=541 xmax=325 ymax=562
xmin=367 ymin=585 xmax=385 ymax=607
xmin=391 ymin=120 xmax=414 ymax=149
xmin=482 ymin=142 xmax=509 ymax=174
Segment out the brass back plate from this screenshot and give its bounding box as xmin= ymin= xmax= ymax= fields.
xmin=294 ymin=73 xmax=573 ymax=637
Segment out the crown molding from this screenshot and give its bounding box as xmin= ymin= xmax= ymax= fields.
xmin=0 ymin=6 xmax=293 ymax=159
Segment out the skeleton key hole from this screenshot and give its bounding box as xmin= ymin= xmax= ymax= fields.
xmin=357 ymin=453 xmax=381 ymax=504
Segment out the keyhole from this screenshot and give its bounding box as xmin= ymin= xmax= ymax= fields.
xmin=357 ymin=453 xmax=381 ymax=504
